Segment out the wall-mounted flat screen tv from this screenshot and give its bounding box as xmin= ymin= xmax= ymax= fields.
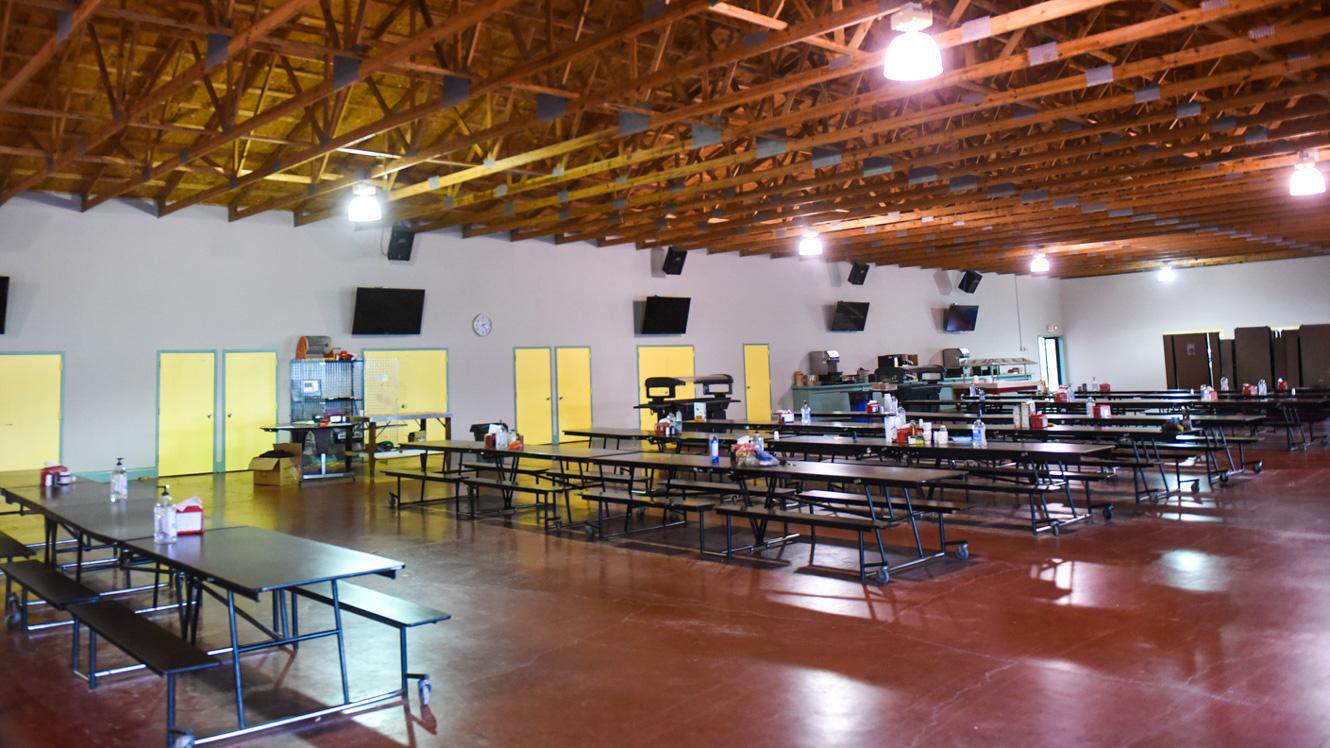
xmin=944 ymin=304 xmax=979 ymax=332
xmin=352 ymin=287 xmax=425 ymax=335
xmin=641 ymin=296 xmax=690 ymax=334
xmin=830 ymin=301 xmax=869 ymax=331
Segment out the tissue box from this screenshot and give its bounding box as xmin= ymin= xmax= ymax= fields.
xmin=1093 ymin=404 xmax=1113 ymax=418
xmin=176 ymin=497 xmax=204 ymax=534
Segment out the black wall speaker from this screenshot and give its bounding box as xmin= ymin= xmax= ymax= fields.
xmin=958 ymin=270 xmax=982 ymax=293
xmin=847 ymin=262 xmax=870 ymax=285
xmin=662 ymin=246 xmax=687 ymax=275
xmin=387 ymin=226 xmax=415 ymax=261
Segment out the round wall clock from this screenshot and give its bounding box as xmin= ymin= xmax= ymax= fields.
xmin=472 ymin=314 xmax=493 ymax=336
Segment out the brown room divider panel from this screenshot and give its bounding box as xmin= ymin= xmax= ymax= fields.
xmin=1233 ymin=327 xmax=1274 ymax=386
xmin=1219 ymin=339 xmax=1235 ymax=388
xmin=1162 ymin=335 xmax=1178 ymax=389
xmin=1299 ymin=325 xmax=1330 ymax=386
xmin=1169 ymin=333 xmax=1214 ymax=389
xmin=1273 ymin=329 xmax=1301 ymax=388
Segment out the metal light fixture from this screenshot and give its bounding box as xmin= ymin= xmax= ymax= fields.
xmin=1030 ymin=252 xmax=1050 ymax=273
xmin=1158 ymin=265 xmax=1176 ymax=282
xmin=798 ymin=228 xmax=824 ymax=256
xmin=347 ymin=183 xmax=382 ymax=222
xmin=1289 ymin=149 xmax=1326 ymax=196
xmin=883 ymin=3 xmax=943 ymax=82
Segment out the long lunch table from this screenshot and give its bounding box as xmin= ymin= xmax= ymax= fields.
xmin=359 ymin=411 xmax=452 ymax=474
xmin=560 ymin=427 xmax=658 ymax=449
xmin=723 ymin=460 xmax=969 ymax=581
xmin=763 ymin=435 xmax=1113 ymax=532
xmin=122 ymin=526 xmax=406 ymax=744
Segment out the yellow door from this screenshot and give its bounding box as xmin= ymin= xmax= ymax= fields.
xmin=0 ymin=354 xmax=62 ymax=471
xmin=637 ymin=346 xmax=694 ymax=429
xmin=223 ymin=351 xmax=277 ymax=471
xmin=363 ymin=349 xmax=449 ymax=441
xmin=158 ymin=351 xmax=216 ymax=476
xmin=744 ymin=344 xmax=772 ymax=421
xmin=515 ymin=348 xmax=553 ymax=445
xmin=555 ymin=347 xmax=592 ymax=442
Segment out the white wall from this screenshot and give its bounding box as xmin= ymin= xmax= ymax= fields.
xmin=0 ymin=194 xmax=1059 ymax=473
xmin=1059 ymin=256 xmax=1330 ymax=390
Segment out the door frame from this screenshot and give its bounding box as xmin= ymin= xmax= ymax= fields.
xmin=0 ymin=351 xmax=65 ymax=467
xmin=221 ymin=349 xmax=280 ymax=473
xmin=156 ymin=349 xmax=217 ymax=478
xmin=555 ymin=345 xmax=593 ymax=442
xmin=1037 ymin=336 xmax=1066 ymax=389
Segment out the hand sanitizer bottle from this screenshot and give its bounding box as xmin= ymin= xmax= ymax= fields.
xmin=154 ymin=485 xmax=178 ymax=544
xmin=110 ymin=458 xmax=129 ymax=502
xmin=800 ymin=403 xmax=811 ymax=424
xmin=709 ymin=435 xmax=720 ymax=464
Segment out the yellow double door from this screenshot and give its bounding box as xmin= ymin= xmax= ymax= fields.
xmin=514 ymin=347 xmax=592 ymax=445
xmin=362 ymin=349 xmax=450 ymax=442
xmin=159 ymin=351 xmax=278 ymax=476
xmin=633 ymin=344 xmax=771 ymax=426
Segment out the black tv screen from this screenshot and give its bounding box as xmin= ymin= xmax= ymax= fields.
xmin=830 ymin=301 xmax=869 ymax=331
xmin=641 ymin=296 xmax=690 ymax=335
xmin=944 ymin=304 xmax=979 ymax=332
xmin=0 ymin=276 xmax=8 ymax=334
xmin=352 ymin=287 xmax=425 ymax=335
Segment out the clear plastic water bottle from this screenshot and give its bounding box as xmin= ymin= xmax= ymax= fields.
xmin=800 ymin=403 xmax=811 ymax=424
xmin=110 ymin=458 xmax=129 ymax=502
xmin=975 ymin=417 xmax=987 ymax=444
xmin=153 ymin=485 xmax=178 ymax=545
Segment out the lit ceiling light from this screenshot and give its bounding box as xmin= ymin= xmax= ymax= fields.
xmin=1030 ymin=252 xmax=1050 ymax=273
xmin=1158 ymin=265 xmax=1176 ymax=282
xmin=798 ymin=228 xmax=824 ymax=256
xmin=1290 ymin=149 xmax=1326 ymax=196
xmin=348 ymin=183 xmax=382 ymax=222
xmin=883 ymin=3 xmax=943 ymax=82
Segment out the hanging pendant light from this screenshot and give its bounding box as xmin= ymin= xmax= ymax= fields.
xmin=1289 ymin=149 xmax=1326 ymax=196
xmin=798 ymin=228 xmax=824 ymax=256
xmin=348 ymin=183 xmax=382 ymax=222
xmin=1158 ymin=265 xmax=1176 ymax=282
xmin=1030 ymin=253 xmax=1050 ymax=273
xmin=883 ymin=3 xmax=943 ymax=82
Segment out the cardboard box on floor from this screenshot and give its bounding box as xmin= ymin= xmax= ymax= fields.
xmin=249 ymin=443 xmax=303 ymax=486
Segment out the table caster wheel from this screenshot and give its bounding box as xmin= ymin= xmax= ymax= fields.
xmin=171 ymin=730 xmax=195 ymax=748
xmin=872 ymin=569 xmax=888 ymax=584
xmin=5 ymin=592 xmax=17 ymax=615
xmin=1102 ymin=505 xmax=1114 ymax=520
xmin=1051 ymin=524 xmax=1060 ymax=536
xmin=388 ymin=494 xmax=398 ymax=508
xmin=953 ymin=542 xmax=969 ymax=561
xmin=584 ymin=525 xmax=597 ymax=540
xmin=1219 ymin=473 xmax=1229 ymax=484
xmin=1149 ymin=493 xmax=1161 ymax=504
xmin=4 ymin=610 xmax=20 ymax=630
xmin=419 ymin=675 xmax=432 ymax=706
xmin=635 ymin=508 xmax=646 ymax=520
xmin=1190 ymin=482 xmax=1200 ymax=494
xmin=668 ymin=512 xmax=682 ymax=523
xmin=1253 ymin=462 xmax=1263 ymax=474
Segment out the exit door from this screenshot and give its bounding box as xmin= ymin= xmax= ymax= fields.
xmin=0 ymin=353 xmax=63 ymax=471
xmin=158 ymin=351 xmax=216 ymax=476
xmin=743 ymin=344 xmax=771 ymax=421
xmin=515 ymin=348 xmax=553 ymax=445
xmin=223 ymin=351 xmax=278 ymax=471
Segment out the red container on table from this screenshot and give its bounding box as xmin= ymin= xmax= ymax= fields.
xmin=1054 ymin=390 xmax=1071 ymax=403
xmin=1242 ymin=383 xmax=1257 ymax=396
xmin=1094 ymin=404 xmax=1112 ymax=418
xmin=1030 ymin=413 xmax=1048 ymax=429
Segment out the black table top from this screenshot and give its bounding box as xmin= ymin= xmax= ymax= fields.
xmin=262 ymin=422 xmax=357 ymax=431
xmin=123 ymin=526 xmax=403 ymax=600
xmin=583 ymin=451 xmax=734 ymax=470
xmin=415 ymin=440 xmax=636 ymax=461
xmin=52 ymin=500 xmax=239 ymax=544
xmin=770 ymin=435 xmax=1111 ymax=462
xmin=727 ymin=460 xmax=965 ymax=487
xmin=560 ymin=427 xmax=657 ymax=440
xmin=3 ymin=480 xmax=162 ymax=513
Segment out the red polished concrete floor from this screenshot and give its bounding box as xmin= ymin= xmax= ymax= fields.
xmin=3 ymin=436 xmax=1330 ymax=747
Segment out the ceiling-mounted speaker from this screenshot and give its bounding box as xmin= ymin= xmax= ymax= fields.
xmin=958 ymin=270 xmax=982 ymax=293
xmin=662 ymin=246 xmax=687 ymax=275
xmin=847 ymin=262 xmax=870 ymax=285
xmin=387 ymin=225 xmax=415 ymax=261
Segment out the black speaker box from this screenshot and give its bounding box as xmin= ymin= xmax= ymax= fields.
xmin=958 ymin=270 xmax=982 ymax=293
xmin=847 ymin=262 xmax=869 ymax=285
xmin=662 ymin=246 xmax=687 ymax=275
xmin=387 ymin=226 xmax=415 ymax=261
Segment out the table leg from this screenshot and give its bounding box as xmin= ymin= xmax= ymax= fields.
xmin=367 ymin=423 xmax=379 ymax=476
xmin=330 ymin=580 xmax=351 ymax=704
xmin=227 ymin=591 xmax=246 ymax=729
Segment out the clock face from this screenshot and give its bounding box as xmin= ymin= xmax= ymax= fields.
xmin=472 ymin=314 xmax=492 ymax=336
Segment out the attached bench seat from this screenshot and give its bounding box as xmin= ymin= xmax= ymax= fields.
xmin=963 ymin=465 xmax=1115 ymax=519
xmin=714 ymin=504 xmax=901 ymax=582
xmin=382 ymin=468 xmax=473 ymax=508
xmin=67 ymin=600 xmax=220 ymax=746
xmin=928 ymin=479 xmax=1081 ymax=535
xmin=0 ymin=530 xmax=34 ymax=561
xmin=651 ymin=478 xmax=737 ymax=498
xmin=580 ymin=491 xmax=717 ymax=547
xmin=463 ymin=477 xmax=570 ymax=529
xmin=294 ymin=581 xmax=451 ymax=705
xmin=2 ymin=559 xmax=100 ymax=630
xmin=796 ymin=489 xmax=970 ymax=561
